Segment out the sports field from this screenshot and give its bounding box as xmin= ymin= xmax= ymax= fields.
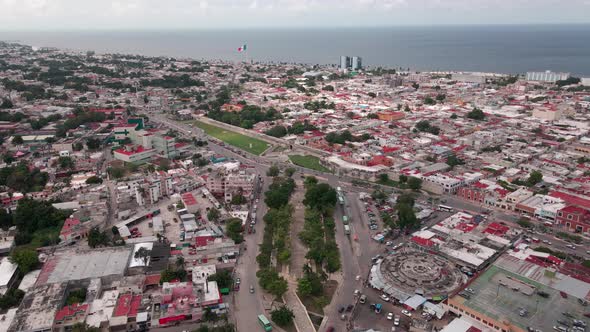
xmin=194 ymin=121 xmax=270 ymax=155
xmin=289 ymin=155 xmax=331 ymax=172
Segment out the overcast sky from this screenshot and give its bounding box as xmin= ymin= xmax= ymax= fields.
xmin=1 ymin=0 xmax=590 ymax=30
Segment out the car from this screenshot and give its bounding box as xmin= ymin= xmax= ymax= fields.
xmin=401 ymin=310 xmax=412 ymax=317
xmin=394 ymin=315 xmax=400 ymax=326
xmin=359 ymin=295 xmax=367 ymax=304
xmin=466 ymin=288 xmax=475 ymax=293
xmin=326 ymin=327 xmax=334 ymax=332
xmin=370 ymin=224 xmax=378 ymax=230
xmin=387 ymin=312 xmax=394 ymax=320
xmin=557 ymin=320 xmax=570 ymax=327
xmin=346 ymin=304 xmax=353 ymax=312
xmin=338 ymin=306 xmax=345 ymax=313
xmin=354 ymin=289 xmax=360 ymax=296
xmin=380 ymin=294 xmax=390 ymax=302
xmin=249 ymin=285 xmax=255 ymax=293
xmin=567 ymin=244 xmax=577 ymax=250
xmin=386 ymin=241 xmax=393 ymax=246
xmin=421 ymin=312 xmax=430 ymax=317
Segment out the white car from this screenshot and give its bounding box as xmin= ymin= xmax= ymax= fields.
xmin=393 ymin=316 xmax=400 ymax=326
xmin=401 ymin=310 xmax=412 ymax=317
xmin=387 ymin=312 xmax=394 ymax=320
xmin=380 ymin=294 xmax=390 ymax=302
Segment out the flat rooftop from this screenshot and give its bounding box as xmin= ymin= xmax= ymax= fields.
xmin=37 ymin=247 xmax=131 ymax=285
xmin=458 ymin=265 xmax=589 ymax=331
xmin=10 ymin=282 xmax=66 ymax=331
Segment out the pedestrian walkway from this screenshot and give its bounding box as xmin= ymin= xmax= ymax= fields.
xmin=282 ymin=280 xmax=317 ymax=332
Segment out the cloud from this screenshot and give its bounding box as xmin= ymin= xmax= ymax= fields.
xmin=0 ymin=0 xmax=588 ymax=29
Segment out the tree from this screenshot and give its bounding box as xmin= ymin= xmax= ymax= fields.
xmin=58 ymin=156 xmax=75 ymax=169
xmin=436 ymin=93 xmax=446 ymax=102
xmin=86 ymin=137 xmax=101 ymax=150
xmin=517 ymin=217 xmax=533 ymax=229
xmin=303 ymin=183 xmax=337 ymax=213
xmin=176 ymin=256 xmax=185 ymax=269
xmin=230 ymin=194 xmax=246 ymax=205
xmin=87 ymin=226 xmax=109 ymax=248
xmin=134 ymin=246 xmax=152 ymax=266
xmin=271 ymin=306 xmax=294 ymax=327
xmin=446 ymin=154 xmax=465 ymax=168
xmin=378 ymin=173 xmax=390 ymax=184
xmin=0 ymin=288 xmax=25 ymax=310
xmin=0 ymin=98 xmax=13 ymax=109
xmin=10 ymin=248 xmax=39 ymax=274
xmin=207 ymin=208 xmax=220 ymax=222
xmin=398 ymin=174 xmax=408 ymax=183
xmin=467 ymin=108 xmax=485 ymax=121
xmin=450 ymin=113 xmax=458 ymax=119
xmin=526 ymin=170 xmax=543 ymax=187
xmin=407 ymin=177 xmax=422 ymax=190
xmin=397 ymin=202 xmax=418 ymax=230
xmin=265 ymin=125 xmax=288 ymax=138
xmin=226 ymin=218 xmax=244 ymax=244
xmin=208 ymin=270 xmax=233 ymax=289
xmin=73 ymin=142 xmax=84 ymax=151
xmin=367 ymin=113 xmax=379 ymax=119
xmin=285 ymin=167 xmax=296 ymax=178
xmin=267 ymin=165 xmax=280 ymax=177
xmin=412 ymin=83 xmax=419 ymax=90
xmin=86 ymin=176 xmax=103 ymax=184
xmin=404 ymin=104 xmax=411 ymax=112
xmin=268 ymin=276 xmax=288 ymax=299
xmin=424 ymin=96 xmax=436 ymax=105
xmin=202 ymin=307 xmax=218 ymax=322
xmin=368 ymin=92 xmax=377 ymax=98
xmin=304 ymin=176 xmax=318 ymax=188
xmin=322 ymin=85 xmax=334 ymax=91
xmin=12 ymin=135 xmax=23 ymax=145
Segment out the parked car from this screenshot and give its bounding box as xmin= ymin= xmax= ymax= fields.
xmin=249 ymin=285 xmax=254 ymax=293
xmin=393 ymin=315 xmax=400 ymax=326
xmin=401 ymin=310 xmax=412 ymax=317
xmin=359 ymin=295 xmax=367 ymax=304
xmin=338 ymin=306 xmax=345 ymax=313
xmin=387 ymin=312 xmax=394 ymax=320
xmin=380 ymin=294 xmax=390 ymax=302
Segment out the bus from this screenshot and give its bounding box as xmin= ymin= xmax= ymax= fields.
xmin=258 ymin=314 xmax=272 ymax=331
xmin=438 ymin=205 xmax=454 ymax=212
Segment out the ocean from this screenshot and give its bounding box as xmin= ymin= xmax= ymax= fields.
xmin=2 ymin=25 xmax=590 ymax=76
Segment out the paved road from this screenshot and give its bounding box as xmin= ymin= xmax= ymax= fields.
xmin=233 ymin=176 xmax=272 ymax=332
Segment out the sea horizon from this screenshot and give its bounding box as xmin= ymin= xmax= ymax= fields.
xmin=2 ymin=24 xmax=590 ymax=76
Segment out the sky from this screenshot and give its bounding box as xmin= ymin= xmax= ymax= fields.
xmin=1 ymin=0 xmax=590 ymax=30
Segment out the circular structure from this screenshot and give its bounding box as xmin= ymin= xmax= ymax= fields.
xmin=375 ymin=249 xmax=464 ymax=297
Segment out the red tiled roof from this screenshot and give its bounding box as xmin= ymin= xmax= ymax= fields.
xmin=181 ymin=193 xmax=197 ymax=206
xmin=55 ymin=303 xmax=88 ymax=322
xmin=195 ymin=235 xmax=215 ymax=247
xmin=114 ymin=145 xmax=152 ymax=156
xmin=113 ymin=294 xmax=142 ymax=317
xmin=144 ymin=274 xmax=161 ymax=286
xmin=550 ymin=191 xmax=590 ymax=210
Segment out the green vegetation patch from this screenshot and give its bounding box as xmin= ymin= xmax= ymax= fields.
xmin=194 ymin=121 xmax=270 ymax=155
xmin=288 ymin=155 xmax=331 ymax=173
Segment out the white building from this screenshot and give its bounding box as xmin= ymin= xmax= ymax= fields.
xmin=526 ymin=71 xmax=570 ymax=83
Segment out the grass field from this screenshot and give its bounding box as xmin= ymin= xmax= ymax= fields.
xmin=194 ymin=121 xmax=270 ymax=155
xmin=288 ymin=155 xmax=331 ymax=173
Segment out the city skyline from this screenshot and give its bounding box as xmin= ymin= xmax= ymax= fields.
xmin=1 ymin=0 xmax=590 ymax=30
